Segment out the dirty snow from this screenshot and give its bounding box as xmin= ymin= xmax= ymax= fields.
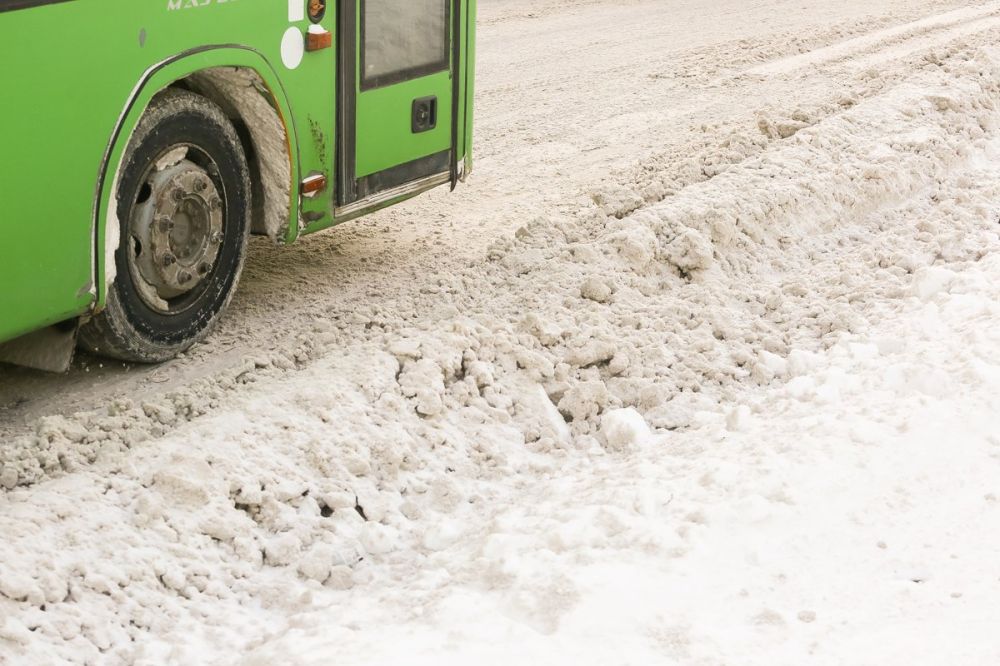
xmin=3 ymin=0 xmax=1000 ymax=664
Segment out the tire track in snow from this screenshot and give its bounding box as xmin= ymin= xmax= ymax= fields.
xmin=849 ymin=15 xmax=1000 ymax=71
xmin=747 ymin=2 xmax=1000 ymax=77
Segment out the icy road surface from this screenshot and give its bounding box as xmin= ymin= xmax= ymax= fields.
xmin=3 ymin=0 xmax=1000 ymax=664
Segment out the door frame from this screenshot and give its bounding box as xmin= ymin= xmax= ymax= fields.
xmin=336 ymin=0 xmax=459 ymax=212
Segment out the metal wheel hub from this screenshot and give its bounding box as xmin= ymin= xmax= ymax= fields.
xmin=130 ymin=149 xmax=224 ymax=312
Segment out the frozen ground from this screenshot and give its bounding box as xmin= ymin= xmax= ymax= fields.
xmin=3 ymin=0 xmax=1000 ymax=664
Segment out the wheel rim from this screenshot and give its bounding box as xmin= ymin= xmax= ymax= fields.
xmin=127 ymin=145 xmax=225 ymax=315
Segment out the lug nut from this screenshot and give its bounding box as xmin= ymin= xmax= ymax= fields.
xmin=162 ymin=254 xmax=176 ymax=267
xmin=211 ymin=231 xmax=224 ymax=245
xmin=158 ymin=218 xmax=173 ymax=233
xmin=178 ymin=271 xmax=192 ymax=285
xmin=172 ymin=188 xmax=184 ymax=202
xmin=195 ymin=179 xmax=208 ymax=192
xmin=198 ymin=262 xmax=211 ymax=275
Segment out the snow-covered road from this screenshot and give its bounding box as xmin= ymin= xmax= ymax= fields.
xmin=3 ymin=1 xmax=1000 ymax=664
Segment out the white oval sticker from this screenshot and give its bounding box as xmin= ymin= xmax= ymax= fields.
xmin=281 ymin=27 xmax=305 ymax=70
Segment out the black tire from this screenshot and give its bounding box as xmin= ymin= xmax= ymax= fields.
xmin=79 ymin=89 xmax=251 ymax=363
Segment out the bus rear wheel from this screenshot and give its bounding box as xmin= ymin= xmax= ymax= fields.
xmin=79 ymin=89 xmax=252 ymax=363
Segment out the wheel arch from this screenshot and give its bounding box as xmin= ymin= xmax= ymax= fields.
xmin=93 ymin=47 xmax=301 ymax=311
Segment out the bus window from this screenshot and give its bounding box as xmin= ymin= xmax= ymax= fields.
xmin=362 ymin=0 xmax=449 ymax=89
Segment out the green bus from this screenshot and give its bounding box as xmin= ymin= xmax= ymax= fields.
xmin=0 ymin=0 xmax=476 ymax=371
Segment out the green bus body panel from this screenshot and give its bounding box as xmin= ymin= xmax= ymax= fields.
xmin=0 ymin=0 xmax=475 ymax=348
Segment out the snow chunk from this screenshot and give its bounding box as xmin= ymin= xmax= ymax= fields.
xmin=911 ymin=266 xmax=957 ymax=302
xmin=0 ymin=617 xmax=33 ymax=645
xmin=398 ymin=359 xmax=446 ymax=416
xmin=388 ymin=338 xmax=422 ymax=361
xmin=558 ymin=381 xmax=610 ymax=421
xmin=517 ymin=385 xmax=573 ymax=447
xmin=580 ymin=276 xmax=614 ymax=303
xmin=297 ymin=545 xmax=336 ymax=583
xmin=610 ymin=221 xmax=657 ymax=273
xmin=757 ymin=350 xmax=789 ymax=379
xmin=0 ymin=568 xmax=37 ymax=602
xmin=565 ymin=340 xmax=617 ymax=368
xmin=264 ymin=533 xmax=302 ymax=567
xmin=600 ymin=408 xmax=652 ymax=451
xmin=663 ymin=228 xmax=714 ymax=273
xmin=521 ymin=313 xmax=563 ymax=347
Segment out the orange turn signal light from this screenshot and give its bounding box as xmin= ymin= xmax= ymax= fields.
xmin=306 ymin=29 xmax=333 ymax=52
xmin=301 ymin=173 xmax=327 ymax=198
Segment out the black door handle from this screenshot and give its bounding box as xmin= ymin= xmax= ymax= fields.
xmin=412 ymin=96 xmax=438 ymax=134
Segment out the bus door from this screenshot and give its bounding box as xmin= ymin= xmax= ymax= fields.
xmin=337 ymin=0 xmax=457 ymax=210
